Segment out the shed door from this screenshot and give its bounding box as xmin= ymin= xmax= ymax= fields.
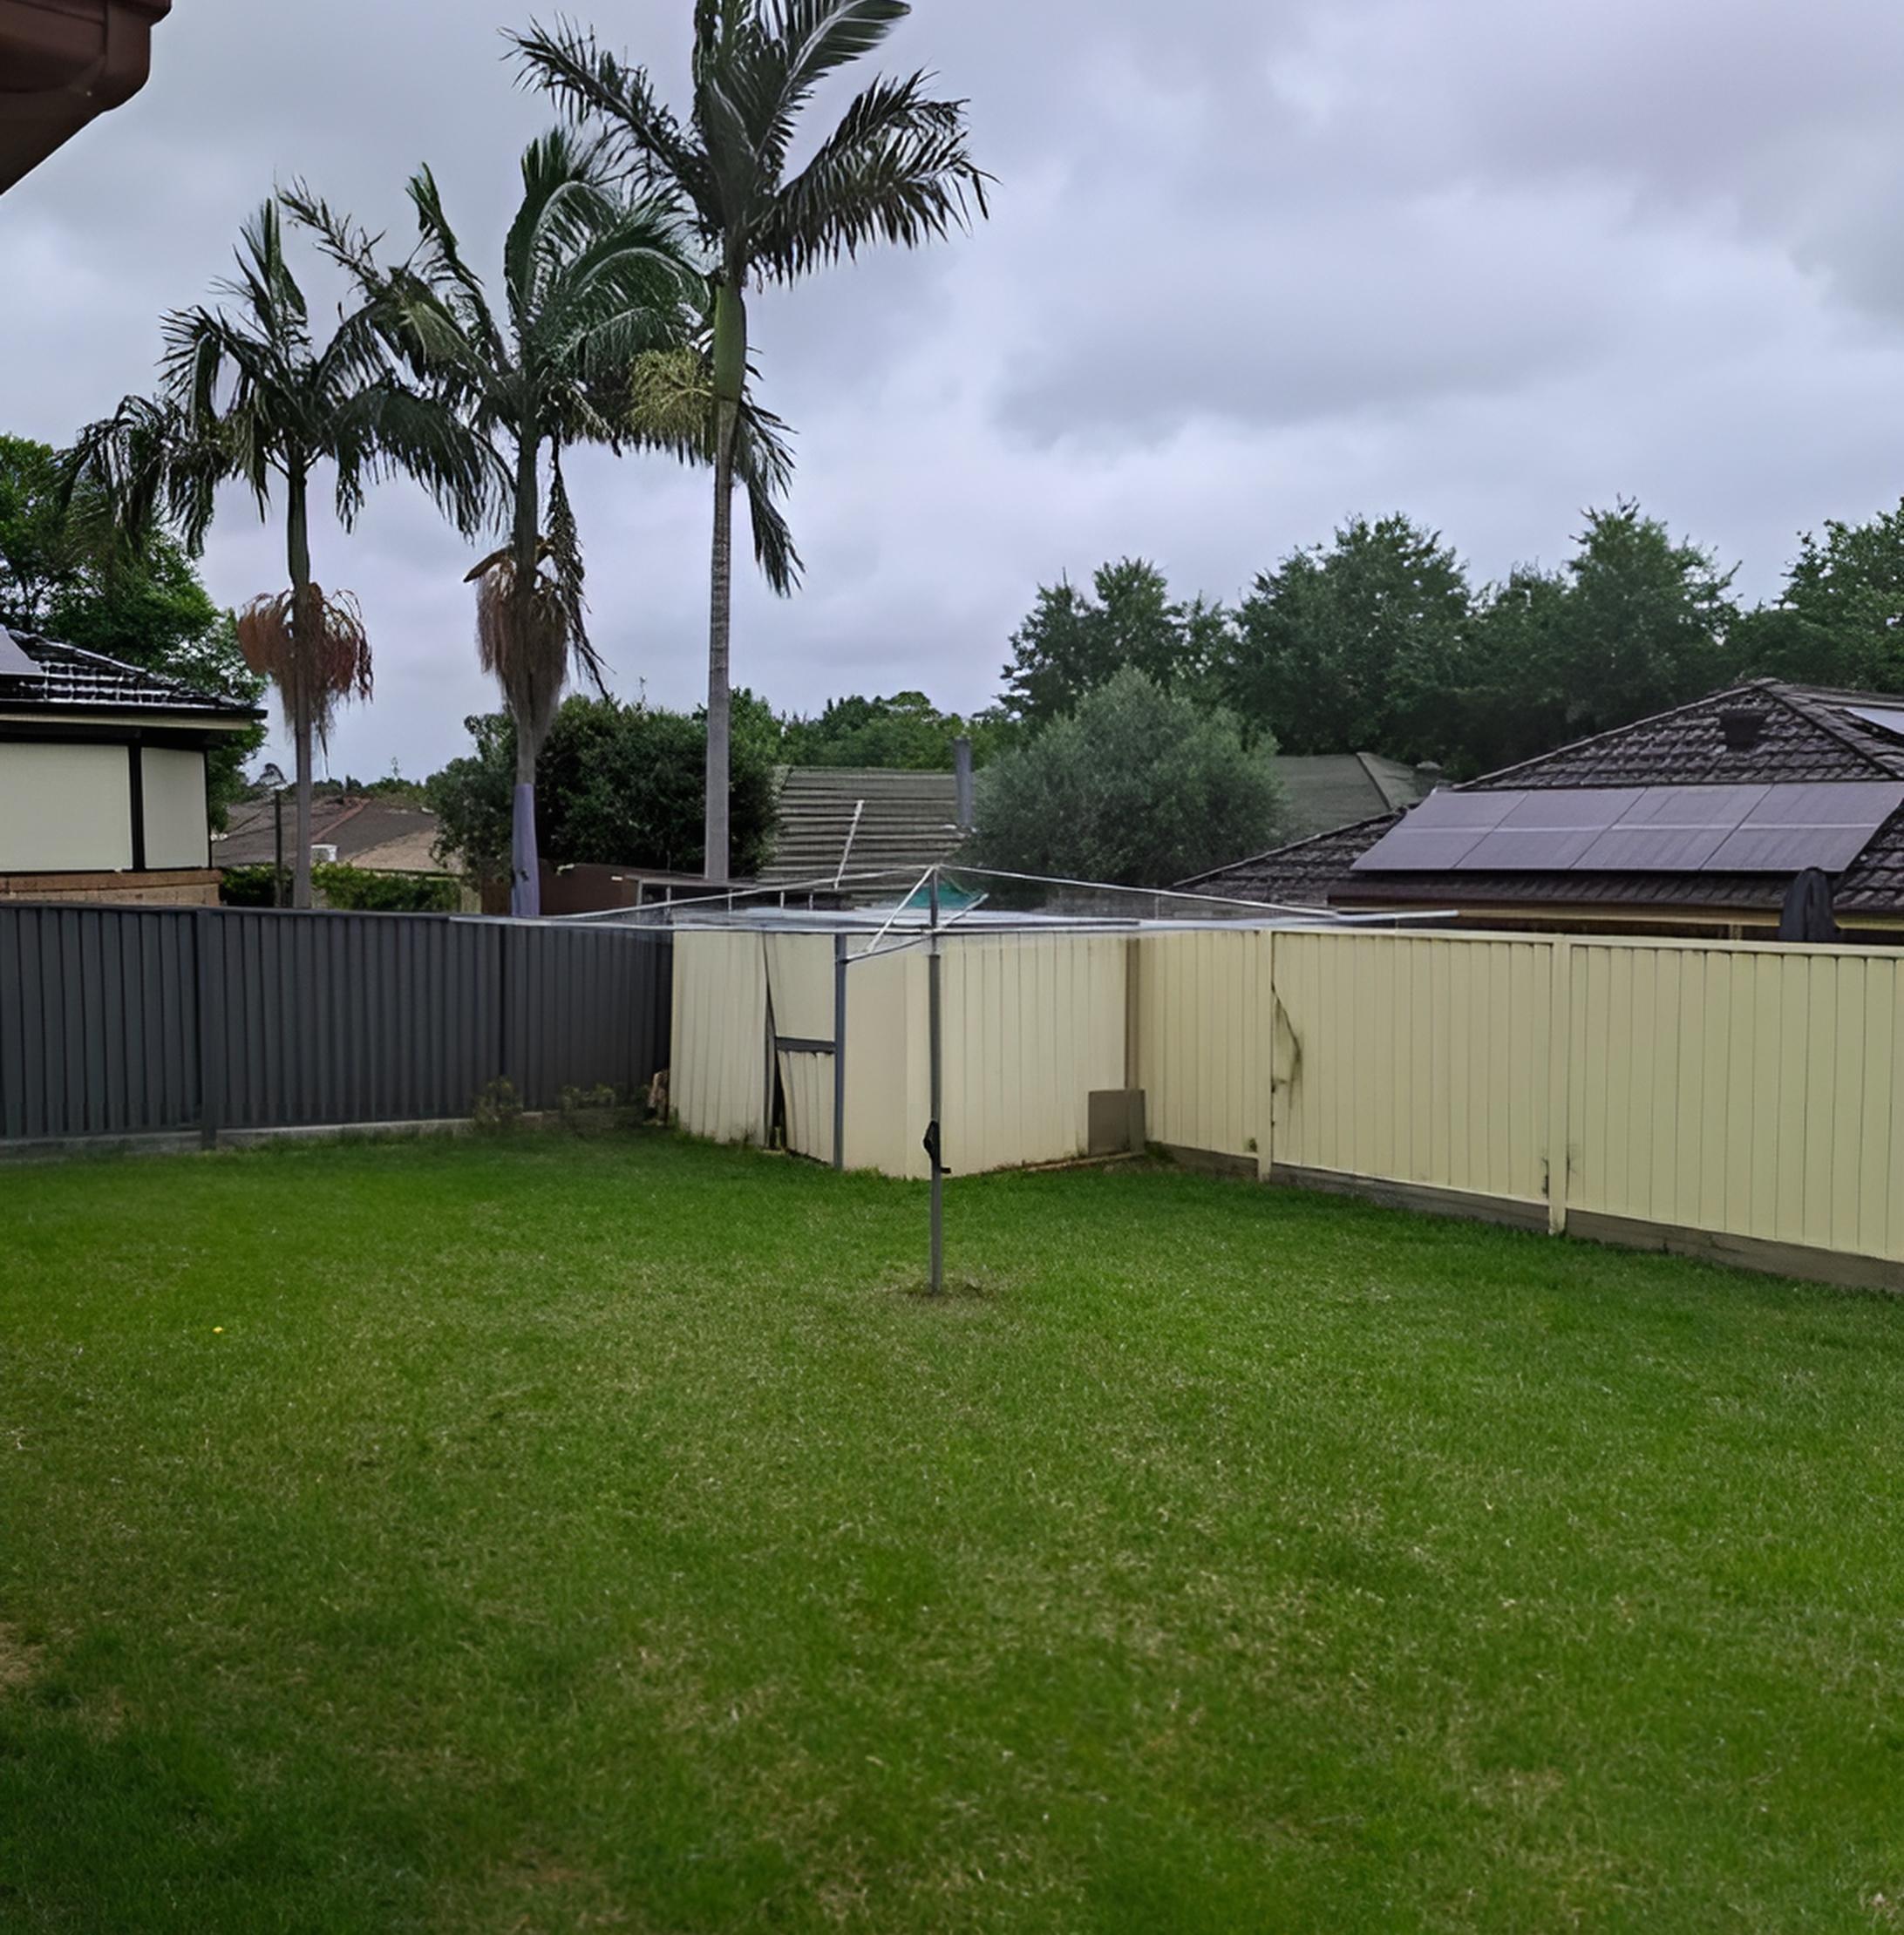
xmin=764 ymin=934 xmax=839 ymax=1164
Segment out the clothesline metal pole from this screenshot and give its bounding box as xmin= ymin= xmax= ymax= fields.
xmin=927 ymin=866 xmax=944 ymax=1295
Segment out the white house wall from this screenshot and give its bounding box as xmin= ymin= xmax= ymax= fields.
xmin=139 ymin=747 xmax=210 ymax=869
xmin=0 ymin=742 xmax=133 ymax=872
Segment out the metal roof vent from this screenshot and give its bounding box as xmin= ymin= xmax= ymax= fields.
xmin=1719 ymin=708 xmax=1769 ymax=752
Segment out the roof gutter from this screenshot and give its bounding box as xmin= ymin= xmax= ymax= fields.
xmin=0 ymin=707 xmax=260 ymax=733
xmin=0 ymin=0 xmax=170 ymax=194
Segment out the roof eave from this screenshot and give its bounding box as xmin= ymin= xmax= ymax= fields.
xmin=0 ymin=0 xmax=171 ymax=194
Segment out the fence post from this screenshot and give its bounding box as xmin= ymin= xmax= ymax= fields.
xmin=497 ymin=920 xmax=514 ymax=1101
xmin=833 ymin=932 xmax=847 ymax=1171
xmin=1259 ymin=928 xmax=1275 ymax=1183
xmin=194 ymin=906 xmax=222 ymax=1150
xmin=1546 ymin=937 xmax=1573 ymax=1234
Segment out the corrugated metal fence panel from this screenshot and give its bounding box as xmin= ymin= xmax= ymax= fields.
xmin=507 ymin=922 xmax=670 ymax=1110
xmin=0 ymin=904 xmax=201 ymax=1138
xmin=941 ymin=932 xmax=1127 ymax=1175
xmin=1564 ymin=940 xmax=1904 ymax=1259
xmin=210 ymin=910 xmax=505 ymax=1128
xmin=1133 ymin=928 xmax=1270 ymax=1161
xmin=1 ymin=905 xmax=671 ymax=1143
xmin=670 ymin=929 xmax=770 ymax=1145
xmin=1274 ymin=930 xmax=1554 ymax=1205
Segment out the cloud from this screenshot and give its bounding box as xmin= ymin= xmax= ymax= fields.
xmin=3 ymin=0 xmax=1904 ymax=777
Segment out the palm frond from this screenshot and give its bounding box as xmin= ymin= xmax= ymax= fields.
xmin=471 ymin=543 xmax=590 ymax=752
xmin=751 ymin=67 xmax=989 ymax=280
xmin=505 ymin=128 xmax=623 ymax=328
xmin=406 ymin=166 xmax=512 ymax=370
xmin=235 ymin=583 xmax=372 ymax=751
xmin=509 ymin=22 xmax=721 ymax=228
xmin=743 ymin=1 xmax=909 ymax=176
xmin=67 ymin=393 xmax=225 ymax=557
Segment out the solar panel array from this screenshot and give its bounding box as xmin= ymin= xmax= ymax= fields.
xmin=1352 ymin=782 xmax=1904 ymax=875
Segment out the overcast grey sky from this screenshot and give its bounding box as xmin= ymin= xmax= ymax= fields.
xmin=7 ymin=0 xmax=1904 ymax=779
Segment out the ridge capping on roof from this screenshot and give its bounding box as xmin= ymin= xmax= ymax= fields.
xmin=0 ymin=629 xmax=264 ymax=720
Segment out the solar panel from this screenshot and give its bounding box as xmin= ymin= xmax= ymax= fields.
xmin=1355 ymin=828 xmax=1502 ymax=871
xmin=1353 ymin=781 xmax=1904 ymax=876
xmin=1407 ymin=791 xmax=1523 ymax=828
xmin=1705 ymin=781 xmax=1904 ymax=872
xmin=1846 ymin=704 xmax=1904 ymax=742
xmin=1572 ymin=784 xmax=1769 ymax=872
xmin=1462 ymin=788 xmax=1647 ymax=871
xmin=0 ymin=632 xmax=40 ymax=679
xmin=1498 ymin=788 xmax=1646 ymax=831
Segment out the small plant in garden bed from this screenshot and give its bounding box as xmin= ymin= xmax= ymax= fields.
xmin=469 ymin=1076 xmax=522 ymax=1134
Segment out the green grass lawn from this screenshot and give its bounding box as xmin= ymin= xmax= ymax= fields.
xmin=5 ymin=1133 xmax=1904 ymax=1932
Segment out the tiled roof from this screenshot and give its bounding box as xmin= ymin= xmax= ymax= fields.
xmin=1274 ymin=752 xmax=1434 ymax=840
xmin=0 ymin=630 xmax=262 ymax=720
xmin=214 ymin=796 xmax=448 ymax=869
xmin=760 ymin=767 xmax=968 ymax=900
xmin=1186 ymin=681 xmax=1904 ymax=919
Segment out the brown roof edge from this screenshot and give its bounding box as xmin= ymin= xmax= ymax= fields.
xmin=1176 ymin=810 xmax=1402 ymax=891
xmin=0 ymin=0 xmax=171 ymax=194
xmin=1462 ymin=678 xmax=1794 ymax=791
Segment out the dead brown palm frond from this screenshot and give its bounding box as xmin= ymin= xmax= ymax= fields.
xmin=471 ymin=553 xmax=584 ymax=763
xmin=235 ymin=584 xmax=372 ymax=752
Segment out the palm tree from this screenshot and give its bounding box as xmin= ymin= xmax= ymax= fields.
xmin=513 ymin=2 xmax=989 ymax=883
xmin=291 ymin=132 xmax=713 ymax=917
xmin=71 ymin=200 xmax=492 ymax=908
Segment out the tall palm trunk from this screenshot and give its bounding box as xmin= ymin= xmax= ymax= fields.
xmin=705 ymin=426 xmax=736 ymax=886
xmin=285 ymin=460 xmax=316 ymax=912
xmin=509 ymin=433 xmax=543 ymax=920
xmin=703 ymin=278 xmax=746 ymax=886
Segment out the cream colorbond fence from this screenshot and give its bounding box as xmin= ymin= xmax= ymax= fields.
xmin=672 ymin=923 xmax=1904 ymax=1289
xmin=1561 ymin=940 xmax=1904 ymax=1269
xmin=672 ymin=927 xmax=1129 ymax=1181
xmin=1136 ymin=927 xmax=1904 ymax=1286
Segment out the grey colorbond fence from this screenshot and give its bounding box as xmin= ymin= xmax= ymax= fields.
xmin=0 ymin=903 xmax=671 ymax=1145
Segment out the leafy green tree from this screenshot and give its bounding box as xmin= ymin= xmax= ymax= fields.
xmin=292 ymin=137 xmax=704 ymax=917
xmin=973 ymin=667 xmax=1283 ymax=888
xmin=1000 ymin=559 xmax=1228 ymax=724
xmin=779 ymin=689 xmax=1007 ymax=770
xmin=1455 ymin=503 xmax=1737 ymax=771
xmin=0 ymin=434 xmax=83 ymax=631
xmin=1225 ymin=515 xmax=1471 ymax=759
xmin=1728 ymin=501 xmax=1904 ymax=691
xmin=426 ymin=693 xmax=779 ymax=885
xmin=514 ymin=2 xmax=989 ymax=883
xmin=72 ymin=200 xmax=490 ymax=906
xmin=1443 ymin=566 xmax=1570 ymax=776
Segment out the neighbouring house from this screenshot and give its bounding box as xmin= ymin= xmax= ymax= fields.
xmin=758 ymin=767 xmax=970 ymax=900
xmin=0 ymin=0 xmax=170 ymax=194
xmin=0 ymin=630 xmax=262 ymax=906
xmin=1185 ymin=681 xmax=1904 ymax=941
xmin=1271 ymin=752 xmax=1438 ymax=843
xmin=214 ymin=791 xmax=464 ymax=887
